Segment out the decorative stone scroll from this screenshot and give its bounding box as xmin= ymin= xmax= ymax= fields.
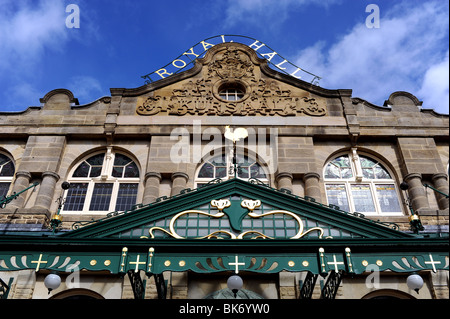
xmin=136 ymin=46 xmax=327 ymax=117
xmin=136 ymin=86 xmax=326 ymax=117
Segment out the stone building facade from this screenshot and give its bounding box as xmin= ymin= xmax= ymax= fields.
xmin=0 ymin=42 xmax=448 ymax=300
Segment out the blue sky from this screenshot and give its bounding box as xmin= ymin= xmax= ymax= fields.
xmin=0 ymin=0 xmax=448 ymax=114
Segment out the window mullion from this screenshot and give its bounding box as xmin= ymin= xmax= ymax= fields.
xmin=101 ymin=147 xmax=114 ymax=179
xmin=346 ymin=182 xmax=356 ymax=213
xmin=351 ymin=148 xmax=363 ymax=182
xmin=110 ymin=180 xmax=120 ymax=212
xmin=370 ymin=181 xmax=382 ymax=215
xmin=83 ymin=180 xmax=95 ymax=213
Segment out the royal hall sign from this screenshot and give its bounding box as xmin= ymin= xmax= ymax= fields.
xmin=141 ymin=35 xmax=321 ymax=85
xmin=137 ymin=37 xmax=327 ymax=117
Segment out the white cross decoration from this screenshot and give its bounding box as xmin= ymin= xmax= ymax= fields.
xmin=129 ymin=255 xmax=146 ymax=273
xmin=229 ymin=255 xmax=246 ymax=274
xmin=327 ymin=254 xmax=345 ymax=272
xmin=424 ymin=254 xmax=441 ymax=273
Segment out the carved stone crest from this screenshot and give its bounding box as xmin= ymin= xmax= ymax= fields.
xmin=208 ymin=46 xmax=254 ymax=80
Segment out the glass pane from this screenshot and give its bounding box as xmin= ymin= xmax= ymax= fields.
xmin=360 ymin=156 xmax=377 ymax=168
xmin=362 ymin=168 xmax=374 ymax=179
xmin=86 ymin=154 xmax=105 ymax=166
xmin=89 ymin=166 xmax=102 ymax=178
xmin=374 ymin=165 xmax=391 ymax=179
xmin=73 ymin=162 xmax=90 ymax=178
xmin=63 ymin=183 xmax=88 ymax=211
xmin=238 ymin=166 xmax=249 ymax=178
xmin=0 ymin=161 xmax=14 ymax=176
xmin=341 ymin=168 xmax=353 ymax=179
xmin=198 ymin=163 xmax=214 ymax=178
xmin=124 ymin=162 xmax=139 ymax=178
xmin=0 ymin=182 xmax=11 ymax=198
xmin=325 ymin=184 xmax=350 ymax=212
xmin=215 ymin=167 xmax=227 ymax=178
xmin=115 ymin=183 xmax=138 ymax=211
xmin=333 ymin=156 xmax=350 ymax=168
xmin=236 ymin=155 xmax=253 ymax=166
xmin=250 ymin=164 xmax=266 ymax=178
xmin=112 ymin=166 xmax=124 ymax=178
xmin=114 ymin=154 xmax=132 ymax=166
xmin=324 ymin=164 xmax=340 ymax=179
xmin=0 ymin=154 xmax=9 ymax=165
xmin=351 ymin=184 xmax=376 ymax=212
xmin=89 ymin=183 xmax=113 ymax=211
xmin=376 ymin=184 xmax=402 ymax=213
xmin=211 ymin=155 xmax=226 ymax=166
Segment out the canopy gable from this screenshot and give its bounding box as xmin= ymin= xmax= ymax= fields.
xmin=62 ymin=178 xmax=413 ymax=240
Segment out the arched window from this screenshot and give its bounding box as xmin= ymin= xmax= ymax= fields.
xmin=63 ymin=151 xmax=140 ymax=213
xmin=0 ymin=153 xmax=15 ymax=199
xmin=195 ymin=153 xmax=267 ymax=188
xmin=323 ymin=151 xmax=402 ymax=215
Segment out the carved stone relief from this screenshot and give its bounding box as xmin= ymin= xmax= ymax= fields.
xmin=137 ymin=47 xmax=326 ymax=117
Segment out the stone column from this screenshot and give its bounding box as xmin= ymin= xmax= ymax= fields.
xmin=303 ymin=172 xmax=322 ymax=202
xmin=279 ymin=272 xmax=297 ymax=299
xmin=431 ymin=173 xmax=449 ymax=210
xmin=275 ymin=172 xmax=293 ymax=193
xmin=404 ymin=173 xmax=429 ymax=212
xmin=8 ymin=171 xmax=32 ymax=209
xmin=171 ymin=272 xmax=188 ymax=299
xmin=143 ymin=172 xmax=162 ymax=205
xmin=33 ymin=171 xmax=60 ymax=211
xmin=171 ymin=172 xmax=189 ymax=196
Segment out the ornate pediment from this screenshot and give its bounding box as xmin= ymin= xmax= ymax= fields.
xmin=207 ymin=46 xmax=255 ymax=80
xmin=136 ymin=43 xmax=327 ymax=117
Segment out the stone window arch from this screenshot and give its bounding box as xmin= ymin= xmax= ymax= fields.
xmin=0 ymin=152 xmax=15 ymax=199
xmin=323 ymin=150 xmax=403 ymax=215
xmin=63 ymin=150 xmax=140 ymax=214
xmin=195 ymin=152 xmax=268 ymax=188
xmin=50 ymin=288 xmax=105 ymax=299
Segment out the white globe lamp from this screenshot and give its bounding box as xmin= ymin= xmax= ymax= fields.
xmin=44 ymin=273 xmax=61 ymax=294
xmin=227 ymin=275 xmax=243 ymax=298
xmin=406 ymin=273 xmax=424 ymax=294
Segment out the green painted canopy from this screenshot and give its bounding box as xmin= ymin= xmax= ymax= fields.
xmin=0 ymin=178 xmax=448 ymax=276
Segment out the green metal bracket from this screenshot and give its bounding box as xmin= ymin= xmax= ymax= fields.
xmin=424 ymin=183 xmax=449 ymax=198
xmin=0 ymin=277 xmax=13 ymax=299
xmin=0 ymin=182 xmax=39 ymax=209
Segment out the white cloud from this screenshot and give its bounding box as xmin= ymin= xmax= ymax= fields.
xmin=0 ymin=0 xmax=67 ymax=71
xmin=418 ymin=51 xmax=449 ymax=114
xmin=294 ymin=1 xmax=449 ymax=114
xmin=66 ymin=76 xmax=104 ymax=104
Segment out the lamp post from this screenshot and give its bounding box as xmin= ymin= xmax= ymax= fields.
xmin=227 ymin=275 xmax=243 ymax=298
xmin=400 ymin=181 xmax=424 ymax=234
xmin=50 ymin=181 xmax=70 ymax=233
